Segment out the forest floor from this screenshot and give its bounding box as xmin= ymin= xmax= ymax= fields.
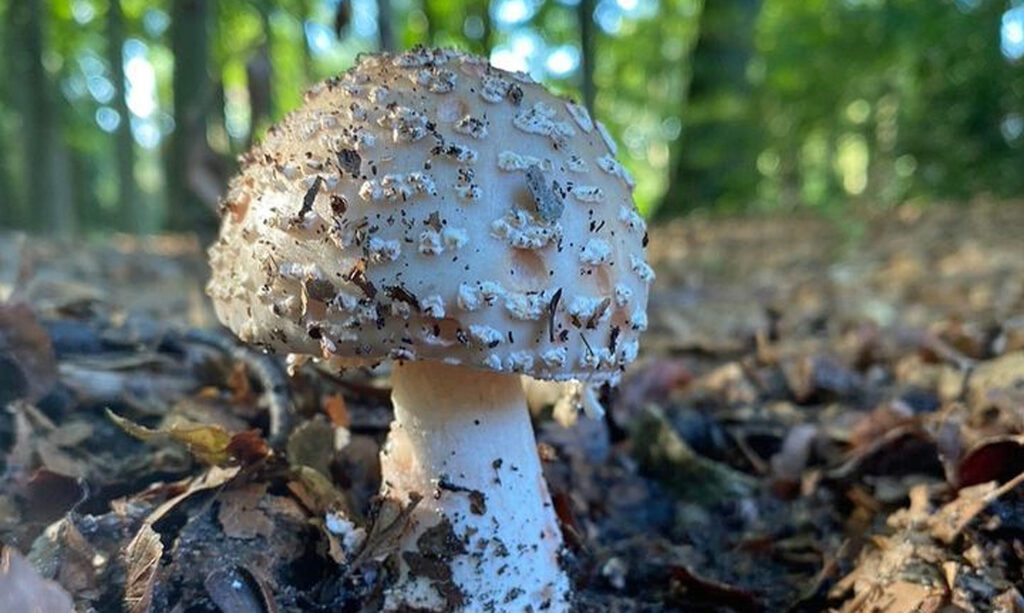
xmin=1 ymin=201 xmax=1023 ymax=612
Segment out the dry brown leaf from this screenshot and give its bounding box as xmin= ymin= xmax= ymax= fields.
xmin=286 ymin=465 xmax=349 ymax=516
xmin=121 ymin=467 xmax=241 ymax=613
xmin=350 ymin=494 xmax=422 ymax=568
xmin=0 ymin=303 xmax=57 ymax=405
xmin=123 ymin=524 xmax=162 ymax=613
xmin=227 ymin=362 xmax=256 ymax=405
xmin=0 ymin=546 xmax=75 ymax=613
xmin=833 ymin=534 xmax=949 ymax=613
xmin=929 ymin=470 xmax=1024 ymax=544
xmin=224 ymin=430 xmax=271 ymax=465
xmin=145 ymin=466 xmax=241 ymax=527
xmin=323 ymin=393 xmax=351 ymax=428
xmin=966 ymin=351 xmax=1024 ymax=410
xmin=217 ymin=483 xmax=274 ymax=540
xmin=839 ymin=579 xmax=944 ymax=613
xmin=28 ymin=518 xmax=99 ymax=600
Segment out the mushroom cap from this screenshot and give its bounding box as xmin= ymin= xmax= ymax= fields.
xmin=207 ymin=47 xmax=652 ymax=383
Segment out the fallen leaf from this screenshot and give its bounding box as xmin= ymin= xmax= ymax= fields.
xmin=838 ymin=579 xmax=943 ymax=613
xmin=323 ymin=393 xmax=351 ymax=428
xmin=144 ymin=466 xmax=241 ymax=528
xmin=286 ymin=465 xmax=349 ymax=516
xmin=225 ymin=430 xmax=271 ymax=466
xmin=20 ymin=470 xmax=86 ymax=525
xmin=966 ymin=351 xmax=1024 ymax=410
xmin=27 ymin=517 xmax=98 ymax=600
xmin=123 ymin=524 xmax=162 ymax=613
xmin=227 ymin=362 xmax=256 ymax=405
xmin=0 ymin=303 xmax=57 ymax=405
xmin=929 ymin=470 xmax=1024 ymax=544
xmin=350 ymin=493 xmax=421 ymax=568
xmin=107 ymin=410 xmax=267 ymax=467
xmin=285 ymin=416 xmax=335 ymax=476
xmin=108 ymin=409 xmax=232 ymax=465
xmin=956 ymin=435 xmax=1024 ymax=488
xmin=217 ymin=483 xmax=274 ymax=540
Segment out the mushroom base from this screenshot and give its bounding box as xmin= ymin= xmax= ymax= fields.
xmin=379 ymin=360 xmax=570 ymax=611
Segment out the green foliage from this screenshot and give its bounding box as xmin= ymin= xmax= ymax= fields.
xmin=0 ymin=0 xmax=1021 ymax=235
xmin=752 ymin=0 xmax=1024 ymax=212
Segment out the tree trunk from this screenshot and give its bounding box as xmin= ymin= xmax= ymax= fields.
xmin=107 ymin=0 xmax=140 ymax=232
xmin=15 ymin=0 xmax=75 ymax=236
xmin=478 ymin=0 xmax=492 ymax=54
xmin=0 ymin=0 xmax=20 ymax=227
xmin=376 ymin=0 xmax=395 ymax=52
xmin=247 ymin=3 xmax=274 ymax=145
xmin=577 ymin=0 xmax=596 ymax=115
xmin=167 ymin=0 xmax=214 ymax=232
xmin=661 ymin=0 xmax=762 ymax=216
xmin=298 ymin=0 xmax=315 ymax=83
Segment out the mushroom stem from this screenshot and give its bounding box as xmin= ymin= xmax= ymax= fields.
xmin=380 ymin=360 xmax=570 ymax=611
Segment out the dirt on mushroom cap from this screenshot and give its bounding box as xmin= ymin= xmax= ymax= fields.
xmin=206 ymin=47 xmax=650 ymax=384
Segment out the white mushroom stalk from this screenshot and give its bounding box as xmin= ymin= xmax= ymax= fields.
xmin=381 ymin=360 xmax=568 ymax=610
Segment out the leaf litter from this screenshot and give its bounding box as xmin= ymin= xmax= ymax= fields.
xmin=2 ymin=203 xmax=1024 ymax=610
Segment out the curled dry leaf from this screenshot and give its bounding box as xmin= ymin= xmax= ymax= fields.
xmin=928 ymin=470 xmax=1024 ymax=544
xmin=350 ymin=494 xmax=422 ymax=568
xmin=27 ymin=517 xmax=99 ymax=601
xmin=956 ymin=435 xmax=1024 ymax=488
xmin=107 ymin=409 xmax=269 ymax=467
xmin=121 ymin=466 xmax=242 ymax=613
xmin=123 ymin=524 xmax=162 ymax=613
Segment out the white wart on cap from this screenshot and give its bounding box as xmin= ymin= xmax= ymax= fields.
xmin=207 ymin=47 xmax=651 ymax=383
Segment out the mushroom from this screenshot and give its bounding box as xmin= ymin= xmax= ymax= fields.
xmin=206 ymin=47 xmax=651 ymax=611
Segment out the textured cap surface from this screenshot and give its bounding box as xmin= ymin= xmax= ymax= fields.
xmin=207 ymin=48 xmax=652 ymax=383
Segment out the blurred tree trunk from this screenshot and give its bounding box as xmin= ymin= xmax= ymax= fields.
xmin=661 ymin=0 xmax=762 ymax=216
xmin=376 ymin=0 xmax=395 ymax=52
xmin=299 ymin=0 xmax=315 ymax=83
xmin=107 ymin=0 xmax=140 ymax=232
xmin=477 ymin=0 xmax=492 ymax=53
xmin=247 ymin=2 xmax=274 ymax=143
xmin=0 ymin=117 xmax=15 ymax=227
xmin=247 ymin=45 xmax=273 ymax=145
xmin=16 ymin=0 xmax=76 ymax=236
xmin=577 ymin=0 xmax=596 ymax=114
xmin=0 ymin=0 xmax=20 ymax=227
xmin=167 ymin=0 xmax=214 ymax=232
